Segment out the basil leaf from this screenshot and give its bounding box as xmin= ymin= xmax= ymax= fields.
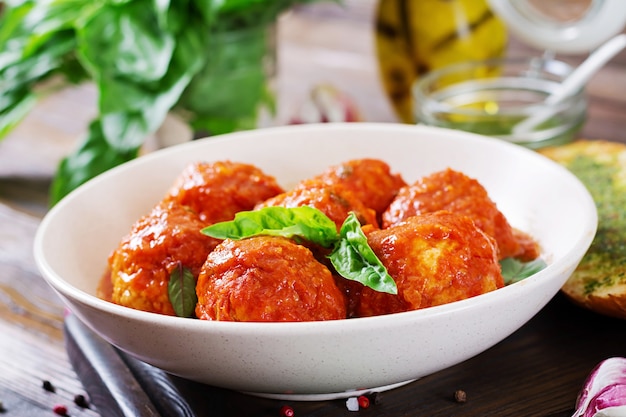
xmin=79 ymin=1 xmax=205 ymax=153
xmin=177 ymin=21 xmax=274 ymax=136
xmin=153 ymin=0 xmax=171 ymax=26
xmin=77 ymin=1 xmax=175 ymax=83
xmin=329 ymin=213 xmax=398 ymax=295
xmin=1 ymin=32 xmax=76 ymax=92
xmin=209 ymin=0 xmax=329 ymax=31
xmin=0 ymin=5 xmax=84 ymax=141
xmin=202 ymin=206 xmax=340 ymax=248
xmin=50 ymin=119 xmax=139 ymax=205
xmin=0 ymin=92 xmax=37 ymax=138
xmin=500 ymin=257 xmax=547 ymax=285
xmin=168 ymin=263 xmax=198 ymax=318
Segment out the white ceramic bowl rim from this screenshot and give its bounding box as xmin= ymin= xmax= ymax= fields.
xmin=34 ymin=123 xmax=597 ymax=334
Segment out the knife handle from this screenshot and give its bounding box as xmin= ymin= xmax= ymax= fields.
xmin=64 ymin=313 xmax=163 ymax=417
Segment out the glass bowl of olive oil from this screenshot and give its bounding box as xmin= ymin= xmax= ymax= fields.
xmin=413 ymin=57 xmax=586 ymax=149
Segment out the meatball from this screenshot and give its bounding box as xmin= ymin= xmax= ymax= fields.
xmin=355 ymin=211 xmax=504 ymax=317
xmin=313 ymin=158 xmax=407 ymax=217
xmin=256 ymin=179 xmax=379 ymax=230
xmin=195 ymin=236 xmax=347 ymax=322
xmin=382 ymin=168 xmax=532 ymax=259
xmin=167 ymin=160 xmax=284 ymax=223
xmin=108 ymin=200 xmax=220 ymax=315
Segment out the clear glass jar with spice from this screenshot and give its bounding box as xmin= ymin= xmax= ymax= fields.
xmin=413 ymin=57 xmax=587 ymax=149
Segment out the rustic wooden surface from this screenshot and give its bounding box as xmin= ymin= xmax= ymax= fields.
xmin=1 ymin=1 xmax=626 ymax=416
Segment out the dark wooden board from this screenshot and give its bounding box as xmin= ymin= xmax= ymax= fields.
xmin=64 ymin=293 xmax=626 ymax=417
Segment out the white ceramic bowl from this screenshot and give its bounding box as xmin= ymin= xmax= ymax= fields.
xmin=34 ymin=123 xmax=597 ymax=400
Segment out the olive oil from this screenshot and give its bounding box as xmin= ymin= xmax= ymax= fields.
xmin=375 ymin=0 xmax=508 ymax=123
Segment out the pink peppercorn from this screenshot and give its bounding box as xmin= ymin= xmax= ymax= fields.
xmin=52 ymin=404 xmax=68 ymax=416
xmin=279 ymin=404 xmax=294 ymax=417
xmin=358 ymin=395 xmax=370 ymax=409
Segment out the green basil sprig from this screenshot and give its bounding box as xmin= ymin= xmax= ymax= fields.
xmin=168 ymin=263 xmax=198 ymax=318
xmin=202 ymin=207 xmax=397 ymax=294
xmin=180 ymin=206 xmax=545 ymax=316
xmin=500 ymin=257 xmax=547 ymax=285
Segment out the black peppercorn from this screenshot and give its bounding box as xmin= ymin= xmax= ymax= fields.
xmin=454 ymin=389 xmax=467 ymax=403
xmin=74 ymin=394 xmax=89 ymax=408
xmin=42 ymin=380 xmax=55 ymax=393
xmin=369 ymin=391 xmax=383 ymax=405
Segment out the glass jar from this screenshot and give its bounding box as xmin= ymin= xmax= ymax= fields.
xmin=375 ymin=0 xmax=508 ymax=124
xmin=413 ymin=57 xmax=587 ymax=149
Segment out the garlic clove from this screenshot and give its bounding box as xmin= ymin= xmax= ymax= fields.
xmin=290 ymin=84 xmax=362 ymax=124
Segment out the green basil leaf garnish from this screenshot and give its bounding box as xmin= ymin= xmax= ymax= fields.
xmin=500 ymin=257 xmax=547 ymax=285
xmin=329 ymin=213 xmax=398 ymax=295
xmin=201 ymin=206 xmax=340 ymax=248
xmin=202 ymin=207 xmax=397 ymax=294
xmin=168 ymin=263 xmax=198 ymax=318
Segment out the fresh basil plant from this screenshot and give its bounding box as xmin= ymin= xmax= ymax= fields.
xmin=0 ymin=0 xmax=327 ymax=205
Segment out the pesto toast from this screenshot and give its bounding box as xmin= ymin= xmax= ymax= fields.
xmin=540 ymin=140 xmax=626 ymax=319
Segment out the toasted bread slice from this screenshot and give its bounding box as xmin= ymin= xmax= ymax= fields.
xmin=540 ymin=140 xmax=626 ymax=319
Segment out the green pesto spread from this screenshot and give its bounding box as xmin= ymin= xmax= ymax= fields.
xmin=566 ymin=155 xmax=626 ymax=295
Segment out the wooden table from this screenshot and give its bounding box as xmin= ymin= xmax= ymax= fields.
xmin=1 ymin=2 xmax=626 ymax=416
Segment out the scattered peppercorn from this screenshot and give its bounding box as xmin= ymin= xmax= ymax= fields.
xmin=454 ymin=389 xmax=467 ymax=403
xmin=74 ymin=394 xmax=89 ymax=408
xmin=52 ymin=404 xmax=68 ymax=416
xmin=357 ymin=395 xmax=370 ymax=409
xmin=42 ymin=380 xmax=55 ymax=393
xmin=279 ymin=404 xmax=294 ymax=417
xmin=369 ymin=391 xmax=383 ymax=405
